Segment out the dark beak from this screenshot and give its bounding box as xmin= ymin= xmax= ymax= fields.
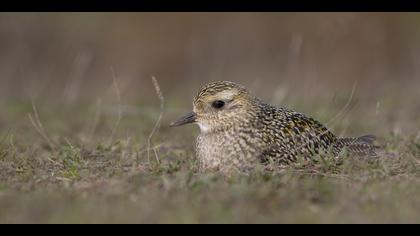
xmin=169 ymin=111 xmax=197 ymax=127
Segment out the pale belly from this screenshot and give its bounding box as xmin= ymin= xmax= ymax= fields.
xmin=195 ymin=132 xmax=263 ymax=174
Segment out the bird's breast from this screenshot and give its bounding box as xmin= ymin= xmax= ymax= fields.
xmin=195 ymin=129 xmax=263 ymax=173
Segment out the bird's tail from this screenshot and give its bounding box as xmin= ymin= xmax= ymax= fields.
xmin=336 ymin=134 xmax=378 ymax=157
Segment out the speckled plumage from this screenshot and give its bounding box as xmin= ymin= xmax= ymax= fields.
xmin=171 ymin=81 xmax=377 ymax=174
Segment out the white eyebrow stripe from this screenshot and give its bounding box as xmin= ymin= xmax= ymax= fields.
xmin=215 ymin=90 xmax=239 ymax=100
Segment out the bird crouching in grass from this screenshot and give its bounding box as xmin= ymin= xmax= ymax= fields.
xmin=170 ymin=81 xmax=378 ymax=174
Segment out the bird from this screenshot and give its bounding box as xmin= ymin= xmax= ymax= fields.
xmin=170 ymin=81 xmax=378 ymax=174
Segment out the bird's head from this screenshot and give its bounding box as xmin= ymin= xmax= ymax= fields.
xmin=170 ymin=81 xmax=257 ymax=133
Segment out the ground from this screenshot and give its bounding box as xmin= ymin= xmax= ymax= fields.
xmin=0 ymin=83 xmax=419 ymax=224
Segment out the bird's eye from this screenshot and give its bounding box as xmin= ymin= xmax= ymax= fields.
xmin=212 ymin=100 xmax=225 ymax=109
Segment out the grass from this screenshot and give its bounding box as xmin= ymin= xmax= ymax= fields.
xmin=0 ymin=86 xmax=419 ymax=224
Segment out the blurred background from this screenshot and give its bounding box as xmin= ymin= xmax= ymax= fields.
xmin=0 ymin=12 xmax=419 ymax=139
xmin=1 ymin=13 xmax=419 ymax=224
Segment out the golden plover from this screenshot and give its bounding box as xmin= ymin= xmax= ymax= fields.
xmin=170 ymin=81 xmax=377 ymax=173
